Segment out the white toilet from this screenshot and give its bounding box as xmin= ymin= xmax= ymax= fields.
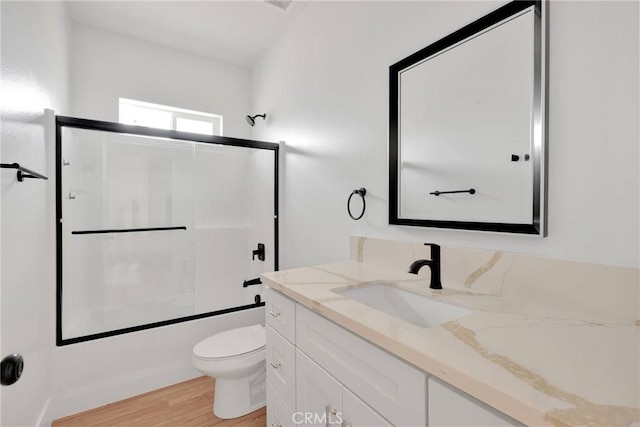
xmin=192 ymin=324 xmax=266 ymax=419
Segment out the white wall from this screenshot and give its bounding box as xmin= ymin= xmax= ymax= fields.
xmin=252 ymin=1 xmax=640 ymax=269
xmin=0 ymin=2 xmax=70 ymax=425
xmin=70 ymin=23 xmax=252 ymax=140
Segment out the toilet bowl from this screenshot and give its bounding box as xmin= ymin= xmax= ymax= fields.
xmin=192 ymin=324 xmax=266 ymax=419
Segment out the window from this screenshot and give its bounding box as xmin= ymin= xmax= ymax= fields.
xmin=119 ymin=98 xmax=223 ymax=136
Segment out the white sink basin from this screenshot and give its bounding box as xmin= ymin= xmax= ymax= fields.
xmin=335 ymin=281 xmax=472 ymax=328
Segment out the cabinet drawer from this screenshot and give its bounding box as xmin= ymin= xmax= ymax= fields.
xmin=265 ymin=287 xmax=296 ymax=343
xmin=296 ymin=305 xmax=426 ymax=427
xmin=267 ymin=325 xmax=296 ymax=409
xmin=267 ymin=381 xmax=296 ymax=427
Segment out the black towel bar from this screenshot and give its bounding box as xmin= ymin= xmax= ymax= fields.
xmin=430 ymin=188 xmax=476 ymax=196
xmin=0 ymin=163 xmax=48 ymax=182
xmin=71 ymin=226 xmax=187 ymax=235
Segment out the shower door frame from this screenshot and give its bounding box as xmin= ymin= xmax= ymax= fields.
xmin=55 ymin=115 xmax=279 ymax=346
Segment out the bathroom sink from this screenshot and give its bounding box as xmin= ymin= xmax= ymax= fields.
xmin=335 ymin=281 xmax=472 ymax=328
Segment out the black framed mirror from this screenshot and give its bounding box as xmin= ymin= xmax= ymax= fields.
xmin=389 ymin=0 xmax=547 ymax=235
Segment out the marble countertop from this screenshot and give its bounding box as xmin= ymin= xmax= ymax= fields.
xmin=261 ymin=261 xmax=640 ymax=427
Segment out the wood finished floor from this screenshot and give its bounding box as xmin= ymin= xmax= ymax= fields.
xmin=52 ymin=376 xmax=266 ymax=427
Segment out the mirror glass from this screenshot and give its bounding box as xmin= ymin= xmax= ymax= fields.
xmin=389 ymin=1 xmax=546 ymax=235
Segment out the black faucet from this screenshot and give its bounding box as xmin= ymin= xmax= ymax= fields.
xmin=408 ymin=243 xmax=442 ymax=290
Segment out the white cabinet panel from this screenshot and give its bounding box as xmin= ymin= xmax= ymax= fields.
xmin=265 ymin=287 xmax=296 ymax=343
xmin=267 ymin=325 xmax=297 ymax=409
xmin=342 ymin=387 xmax=391 ymax=427
xmin=428 ymin=377 xmax=524 ymax=427
xmin=296 ymin=350 xmax=343 ymax=427
xmin=267 ymin=381 xmax=296 ymax=427
xmin=296 ymin=305 xmax=426 ymax=426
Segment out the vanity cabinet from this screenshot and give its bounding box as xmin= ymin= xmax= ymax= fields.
xmin=265 ymin=287 xmax=520 ymax=427
xmin=296 ymin=349 xmax=391 ymax=427
xmin=428 ymin=377 xmax=524 ymax=427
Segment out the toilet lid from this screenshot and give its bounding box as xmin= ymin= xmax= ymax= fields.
xmin=193 ymin=324 xmax=265 ymax=359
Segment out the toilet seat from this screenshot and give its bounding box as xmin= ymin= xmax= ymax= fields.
xmin=193 ymin=324 xmax=265 ymax=360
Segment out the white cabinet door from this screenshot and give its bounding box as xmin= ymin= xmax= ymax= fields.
xmin=342 ymin=387 xmax=392 ymax=427
xmin=267 ymin=382 xmax=296 ymax=427
xmin=428 ymin=378 xmax=524 ymax=427
xmin=296 ymin=350 xmax=343 ymax=427
xmin=296 ymin=305 xmax=426 ymax=426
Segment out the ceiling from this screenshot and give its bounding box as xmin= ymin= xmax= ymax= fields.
xmin=67 ymin=0 xmax=308 ymax=68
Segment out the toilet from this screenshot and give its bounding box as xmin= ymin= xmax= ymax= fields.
xmin=192 ymin=324 xmax=266 ymax=419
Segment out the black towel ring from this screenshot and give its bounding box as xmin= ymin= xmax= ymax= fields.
xmin=347 ymin=188 xmax=367 ymax=220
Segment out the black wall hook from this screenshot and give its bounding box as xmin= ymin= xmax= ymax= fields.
xmin=347 ymin=187 xmax=367 ymax=220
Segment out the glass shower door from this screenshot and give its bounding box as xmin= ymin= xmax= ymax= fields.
xmin=192 ymin=142 xmax=276 ymax=314
xmin=59 ymin=127 xmax=195 ymax=341
xmin=56 ymin=116 xmax=278 ymax=346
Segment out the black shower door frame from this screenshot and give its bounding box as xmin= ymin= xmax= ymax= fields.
xmin=55 ymin=115 xmax=279 ymax=346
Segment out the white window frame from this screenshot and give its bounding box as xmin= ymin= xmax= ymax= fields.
xmin=119 ymin=98 xmax=223 ymax=136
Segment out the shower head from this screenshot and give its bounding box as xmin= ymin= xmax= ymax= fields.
xmin=246 ymin=114 xmax=266 ymax=126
